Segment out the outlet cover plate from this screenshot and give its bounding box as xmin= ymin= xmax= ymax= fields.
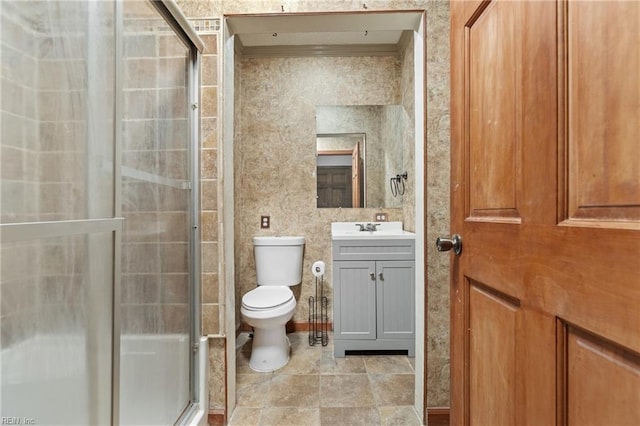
xmin=374 ymin=212 xmax=388 ymax=222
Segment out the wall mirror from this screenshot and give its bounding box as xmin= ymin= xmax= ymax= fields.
xmin=316 ymin=105 xmax=406 ymax=209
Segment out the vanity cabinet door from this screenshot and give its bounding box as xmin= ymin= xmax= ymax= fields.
xmin=333 ymin=260 xmax=376 ymax=340
xmin=376 ymin=260 xmax=415 ymax=340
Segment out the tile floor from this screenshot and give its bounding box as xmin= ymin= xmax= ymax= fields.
xmin=228 ymin=332 xmax=422 ymax=426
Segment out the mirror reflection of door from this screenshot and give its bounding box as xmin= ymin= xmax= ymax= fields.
xmin=316 ymin=148 xmax=364 ymax=208
xmin=316 ymin=133 xmax=366 ymax=208
xmin=351 ymin=142 xmax=362 ymax=208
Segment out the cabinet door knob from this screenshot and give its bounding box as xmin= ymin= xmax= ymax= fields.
xmin=370 ymin=272 xmax=375 ymax=281
xmin=379 ymin=272 xmax=384 ymax=281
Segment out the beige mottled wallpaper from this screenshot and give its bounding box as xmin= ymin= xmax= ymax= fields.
xmin=234 ymin=55 xmax=407 ymax=329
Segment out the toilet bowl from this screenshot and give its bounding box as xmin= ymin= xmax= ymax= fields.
xmin=241 ymin=236 xmax=305 ymax=372
xmin=241 ymin=286 xmax=297 ymax=372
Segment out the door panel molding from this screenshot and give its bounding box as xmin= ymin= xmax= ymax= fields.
xmin=464 ymin=0 xmax=522 ymax=222
xmin=468 ymin=281 xmax=520 ymax=425
xmin=558 ymin=322 xmax=640 ymax=425
xmin=561 ymin=0 xmax=640 ymax=227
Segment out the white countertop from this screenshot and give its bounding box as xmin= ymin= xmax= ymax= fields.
xmin=331 ymin=222 xmax=416 ymax=240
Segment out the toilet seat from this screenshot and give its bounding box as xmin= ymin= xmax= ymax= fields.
xmin=242 ymin=286 xmax=293 ymax=311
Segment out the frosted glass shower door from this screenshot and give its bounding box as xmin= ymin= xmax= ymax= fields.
xmin=119 ymin=1 xmax=193 ymax=424
xmin=1 ymin=1 xmax=116 ymax=424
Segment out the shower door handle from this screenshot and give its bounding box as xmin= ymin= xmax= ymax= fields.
xmin=436 ymin=234 xmax=462 ymax=256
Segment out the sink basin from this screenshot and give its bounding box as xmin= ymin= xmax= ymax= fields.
xmin=331 ymin=222 xmax=415 ymax=240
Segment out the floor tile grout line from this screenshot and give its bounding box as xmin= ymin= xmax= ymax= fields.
xmin=232 ymin=332 xmax=419 ymax=425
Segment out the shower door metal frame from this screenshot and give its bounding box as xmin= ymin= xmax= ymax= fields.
xmin=188 ymin=46 xmax=203 ymax=409
xmin=113 ymin=1 xmax=204 ymax=424
xmin=112 ymin=2 xmax=123 ymax=423
xmin=143 ymin=0 xmax=204 ymax=422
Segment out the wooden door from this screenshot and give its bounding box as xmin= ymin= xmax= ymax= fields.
xmin=352 ymin=142 xmax=362 ymax=208
xmin=317 ymin=166 xmax=352 ymax=208
xmin=450 ymin=1 xmax=640 ymax=424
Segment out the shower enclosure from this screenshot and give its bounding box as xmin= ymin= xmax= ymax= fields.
xmin=1 ymin=1 xmax=203 ymax=424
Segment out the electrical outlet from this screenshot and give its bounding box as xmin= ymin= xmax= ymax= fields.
xmin=374 ymin=212 xmax=388 ymax=222
xmin=260 ymin=215 xmax=270 ymax=229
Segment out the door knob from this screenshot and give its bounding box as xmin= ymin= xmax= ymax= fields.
xmin=436 ymin=234 xmax=462 ymax=256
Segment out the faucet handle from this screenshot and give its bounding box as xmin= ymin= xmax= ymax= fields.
xmin=372 ymin=223 xmax=381 ymax=231
xmin=355 ymin=223 xmax=365 ymax=231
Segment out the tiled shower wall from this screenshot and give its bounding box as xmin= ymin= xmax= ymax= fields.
xmin=178 ymin=0 xmax=450 ymax=410
xmin=1 ymin=1 xmax=114 ymax=348
xmin=1 ymin=3 xmax=41 ymax=348
xmin=120 ymin=2 xmax=191 ymax=337
xmin=197 ymin=31 xmax=227 ymax=412
xmin=1 ymin=4 xmax=116 ymax=421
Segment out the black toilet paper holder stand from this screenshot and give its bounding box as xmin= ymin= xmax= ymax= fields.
xmin=308 ymin=269 xmax=328 ymax=347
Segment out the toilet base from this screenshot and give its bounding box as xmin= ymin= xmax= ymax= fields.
xmin=249 ymin=326 xmax=291 ymax=372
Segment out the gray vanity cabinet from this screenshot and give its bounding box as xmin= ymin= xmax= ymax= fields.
xmin=332 ymin=239 xmax=415 ymax=357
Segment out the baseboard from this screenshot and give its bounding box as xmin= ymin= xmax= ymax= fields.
xmin=207 ymin=409 xmax=225 ymax=426
xmin=427 ymin=407 xmax=450 ymax=426
xmin=239 ymin=321 xmax=333 ymax=334
xmin=286 ymin=320 xmax=333 ymax=333
xmin=211 ymin=405 xmax=448 ymax=425
xmin=237 ymin=323 xmax=252 ymax=333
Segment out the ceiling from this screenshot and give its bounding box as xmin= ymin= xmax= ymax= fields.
xmin=226 ymin=11 xmax=423 ymax=57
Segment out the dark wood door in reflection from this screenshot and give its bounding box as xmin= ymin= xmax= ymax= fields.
xmin=317 ymin=166 xmax=352 ymax=208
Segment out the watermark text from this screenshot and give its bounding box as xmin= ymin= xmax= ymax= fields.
xmin=1 ymin=417 xmax=36 ymax=425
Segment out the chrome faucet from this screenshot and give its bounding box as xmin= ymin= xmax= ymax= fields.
xmin=355 ymin=223 xmax=380 ymax=232
xmin=365 ymin=223 xmax=380 ymax=232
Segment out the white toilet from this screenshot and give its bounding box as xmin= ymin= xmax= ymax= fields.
xmin=241 ymin=236 xmax=305 ymax=372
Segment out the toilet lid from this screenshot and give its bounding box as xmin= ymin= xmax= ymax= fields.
xmin=242 ymin=286 xmax=293 ymax=310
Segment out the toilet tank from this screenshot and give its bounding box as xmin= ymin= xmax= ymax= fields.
xmin=253 ymin=236 xmax=305 ymax=286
